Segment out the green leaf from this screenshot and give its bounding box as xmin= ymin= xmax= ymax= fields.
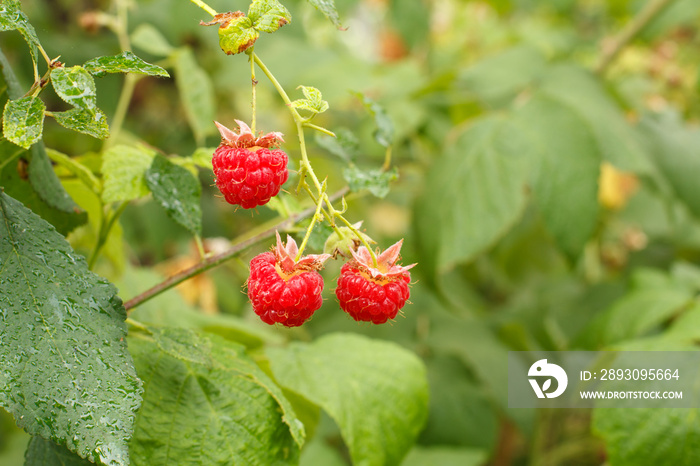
xmin=217 ymin=14 xmax=259 ymax=55
xmin=45 ymin=148 xmax=101 ymax=194
xmin=0 ymin=0 xmax=42 ymax=69
xmin=291 ymin=85 xmax=329 ymax=114
xmin=414 ymin=117 xmax=529 ymax=275
xmin=539 ymin=64 xmax=652 ymax=174
xmin=402 ymin=447 xmax=487 ymax=466
xmin=101 ymin=144 xmax=156 ymax=203
xmin=513 ymin=95 xmax=600 ymax=257
xmin=248 ymin=0 xmax=292 ymax=33
xmin=173 ymin=48 xmax=215 ymax=144
xmin=458 ymin=45 xmax=546 ymax=107
xmin=128 ymin=327 xmax=303 ymax=465
xmin=82 ymin=51 xmax=169 ymax=78
xmin=355 ymin=92 xmax=394 ymax=147
xmin=50 ymin=66 xmax=98 ymax=111
xmin=51 ymin=107 xmax=109 ymax=139
xmin=130 ymin=24 xmax=174 ymax=57
xmin=0 ymin=192 xmax=142 ymax=465
xmin=0 ymin=50 xmax=86 ymax=234
xmin=2 ymin=96 xmax=45 ymax=149
xmin=306 ymin=0 xmax=344 ymax=29
xmin=640 ymin=113 xmax=700 ymax=218
xmin=592 ymin=288 xmax=692 ymax=346
xmin=24 ymin=437 xmax=93 ymax=466
xmin=145 ymin=154 xmax=202 ymax=236
xmin=315 ymin=128 xmax=359 ymax=162
xmin=594 ymin=406 xmax=700 ymax=466
xmin=266 ymin=333 xmax=429 ymax=466
xmin=343 ymin=165 xmax=398 ymax=198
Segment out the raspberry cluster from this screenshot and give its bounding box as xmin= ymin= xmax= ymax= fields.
xmin=247 ymin=234 xmax=414 ymax=327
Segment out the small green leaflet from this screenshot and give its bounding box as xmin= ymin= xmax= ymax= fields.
xmin=291 ymin=85 xmax=329 ymax=115
xmin=173 ymin=48 xmax=215 ymax=144
xmin=50 ymin=66 xmax=98 ymax=110
xmin=51 ymin=107 xmax=109 ymax=139
xmin=82 ymin=51 xmax=169 ymax=78
xmin=145 ymin=154 xmax=203 ymax=236
xmin=215 ymin=14 xmax=259 ymax=55
xmin=2 ymin=95 xmax=45 ymax=148
xmin=0 ymin=0 xmax=42 ymax=68
xmin=0 ymin=191 xmax=142 ymax=465
xmin=354 ymin=92 xmax=394 ymax=147
xmin=307 ymin=0 xmax=344 ymax=29
xmin=248 ymin=0 xmax=291 ymax=33
xmin=343 ymin=165 xmax=398 ymax=198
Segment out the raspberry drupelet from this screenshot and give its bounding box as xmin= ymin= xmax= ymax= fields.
xmin=336 ymin=240 xmax=416 ymax=324
xmin=247 ymin=232 xmax=331 ymax=327
xmin=212 ymin=120 xmax=288 ymax=209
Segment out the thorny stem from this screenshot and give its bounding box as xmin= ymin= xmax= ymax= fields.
xmin=248 ymin=49 xmax=257 ymax=134
xmin=189 ymin=0 xmax=218 ymax=17
xmin=252 ymin=51 xmax=378 ymax=265
xmin=595 ymin=0 xmax=677 ymax=75
xmin=294 ymin=180 xmax=327 ymax=261
xmin=124 ymin=188 xmax=349 ymax=311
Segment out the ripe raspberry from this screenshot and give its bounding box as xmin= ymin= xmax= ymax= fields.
xmin=212 ymin=120 xmax=289 ymax=209
xmin=247 ymin=232 xmax=331 ymax=327
xmin=336 ymin=240 xmax=416 ymax=324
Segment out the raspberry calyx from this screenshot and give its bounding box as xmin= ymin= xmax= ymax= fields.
xmin=247 ymin=232 xmax=331 ymax=327
xmin=212 ymin=120 xmax=289 ymax=209
xmin=336 ymin=239 xmax=416 ymax=324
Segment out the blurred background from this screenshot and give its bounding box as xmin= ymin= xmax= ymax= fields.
xmin=2 ymin=0 xmax=700 ymax=464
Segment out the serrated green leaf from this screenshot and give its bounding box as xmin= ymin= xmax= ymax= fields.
xmin=267 ymin=333 xmax=429 ymax=466
xmin=512 ymin=94 xmax=600 ymax=257
xmin=539 ymin=64 xmax=652 ymax=174
xmin=45 ymin=148 xmax=101 ymax=194
xmin=0 ymin=0 xmax=42 ymax=69
xmin=306 ymin=0 xmax=344 ymax=29
xmin=50 ymin=66 xmax=98 ymax=111
xmin=640 ymin=113 xmax=700 ymax=219
xmin=173 ymin=48 xmax=215 ymax=144
xmin=291 ymin=85 xmax=328 ymax=114
xmin=82 ymin=51 xmax=169 ymax=78
xmin=343 ymin=165 xmax=397 ymax=198
xmin=128 ymin=328 xmax=303 ymax=465
xmin=145 ymin=154 xmax=202 ymax=236
xmin=217 ymin=14 xmax=259 ymax=55
xmin=24 ymin=437 xmax=93 ymax=466
xmin=248 ymin=0 xmax=292 ymax=33
xmin=130 ymin=24 xmax=174 ymax=57
xmin=0 ymin=192 xmax=142 ymax=465
xmin=414 ymin=117 xmax=529 ymax=275
xmin=101 ymin=144 xmax=156 ymax=203
xmin=51 ymin=107 xmax=109 ymax=139
xmin=190 ymin=146 xmax=215 ymax=169
xmin=594 ymin=405 xmax=700 ymax=466
xmin=315 ymin=128 xmax=359 ymax=162
xmin=355 ymin=92 xmax=394 ymax=147
xmin=2 ymin=96 xmax=45 ymax=149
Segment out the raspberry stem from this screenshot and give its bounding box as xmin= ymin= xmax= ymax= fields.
xmin=251 ymin=51 xmax=378 ymax=265
xmin=247 ymin=48 xmax=257 ymax=134
xmin=189 ymin=0 xmax=218 ymax=17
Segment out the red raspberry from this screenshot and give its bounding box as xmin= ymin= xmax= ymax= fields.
xmin=247 ymin=232 xmax=331 ymax=327
xmin=212 ymin=120 xmax=289 ymax=209
xmin=336 ymin=240 xmax=416 ymax=324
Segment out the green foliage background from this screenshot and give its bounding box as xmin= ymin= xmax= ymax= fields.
xmin=2 ymin=0 xmax=700 ymax=464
